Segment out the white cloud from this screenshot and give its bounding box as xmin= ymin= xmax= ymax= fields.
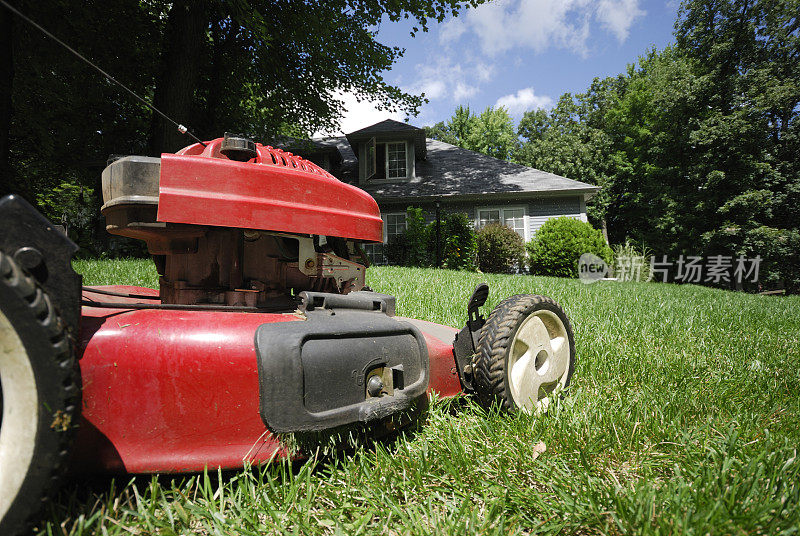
xmin=495 ymin=87 xmax=554 ymax=115
xmin=317 ymin=0 xmax=646 ymax=135
xmin=440 ymin=0 xmax=644 ymax=57
xmin=406 ymin=57 xmax=495 ymax=104
xmin=315 ymin=91 xmax=403 ymax=136
xmin=597 ymin=0 xmax=646 ymax=42
xmin=474 ymin=62 xmax=495 ymax=83
xmin=439 ymin=17 xmax=466 ymax=43
xmin=453 ymin=82 xmax=478 ymax=101
xmin=417 ymin=79 xmax=447 ymax=100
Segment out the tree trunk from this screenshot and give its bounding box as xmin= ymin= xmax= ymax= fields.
xmin=201 ymin=15 xmax=224 ymax=138
xmin=148 ymin=0 xmax=208 ymax=156
xmin=0 ymin=5 xmax=14 ymax=195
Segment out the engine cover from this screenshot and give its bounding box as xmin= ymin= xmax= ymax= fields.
xmin=101 ymin=137 xmax=383 ymax=244
xmin=160 ymin=139 xmax=383 ymax=242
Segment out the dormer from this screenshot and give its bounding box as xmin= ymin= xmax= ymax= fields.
xmin=345 ymin=119 xmax=427 ymax=184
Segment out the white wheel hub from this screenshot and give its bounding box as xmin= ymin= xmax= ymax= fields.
xmin=0 ymin=308 xmax=39 ymax=521
xmin=508 ymin=309 xmax=570 ymax=413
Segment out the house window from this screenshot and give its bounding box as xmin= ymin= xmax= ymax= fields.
xmin=365 ymin=141 xmax=409 ymax=180
xmin=363 ymin=212 xmax=407 ymax=265
xmin=387 ymin=142 xmax=407 ymax=178
xmin=385 ymin=212 xmax=407 ymax=239
xmin=476 ymin=207 xmax=527 ymax=241
xmin=478 ymin=209 xmax=500 ymax=227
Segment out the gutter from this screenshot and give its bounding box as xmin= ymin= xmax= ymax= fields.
xmin=369 ymin=188 xmax=599 ymax=205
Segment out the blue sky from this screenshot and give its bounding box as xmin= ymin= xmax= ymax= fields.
xmin=327 ymin=0 xmax=680 ymax=134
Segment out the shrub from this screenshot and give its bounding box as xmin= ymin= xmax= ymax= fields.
xmin=437 ymin=212 xmax=477 ymax=271
xmin=476 ymin=224 xmax=525 ymax=273
xmin=387 ymin=207 xmax=431 ymax=267
xmin=527 ymin=217 xmax=612 ymax=278
xmin=612 ymin=239 xmax=651 ymax=282
xmin=388 ymin=208 xmax=480 ymax=270
xmin=403 ymin=207 xmax=431 ymax=267
xmin=36 ymin=181 xmax=102 ymax=256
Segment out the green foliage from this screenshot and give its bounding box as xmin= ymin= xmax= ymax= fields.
xmin=2 ymin=0 xmax=485 ymax=248
xmin=405 ymin=207 xmax=431 ymax=267
xmin=476 ymin=224 xmax=524 ymax=273
xmin=424 ymin=105 xmax=475 ymax=146
xmin=515 ymin=94 xmax=616 ymax=227
xmin=528 ymin=217 xmax=612 ymax=278
xmin=386 ymin=207 xmax=430 ymax=267
xmin=386 ymin=208 xmax=478 ymax=270
xmin=468 ymin=106 xmax=517 ymax=160
xmin=426 ymin=105 xmax=518 ymax=160
xmin=612 ymin=238 xmax=652 ymax=282
xmin=439 ymin=212 xmax=477 ymax=271
xmin=35 ymin=182 xmax=101 ymax=256
xmin=509 ymin=0 xmax=800 ymax=293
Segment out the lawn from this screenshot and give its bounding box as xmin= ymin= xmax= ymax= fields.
xmin=42 ymin=259 xmax=800 ymax=535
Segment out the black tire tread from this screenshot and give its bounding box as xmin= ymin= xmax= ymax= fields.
xmin=0 ymin=250 xmax=81 ymax=536
xmin=473 ymin=294 xmax=570 ymax=411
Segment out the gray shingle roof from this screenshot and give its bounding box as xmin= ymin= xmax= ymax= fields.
xmin=345 ymin=119 xmax=423 ymax=136
xmin=314 ymin=136 xmax=598 ymax=201
xmin=344 ymin=119 xmax=427 ymax=161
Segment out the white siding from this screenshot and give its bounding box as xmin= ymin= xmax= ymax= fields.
xmin=378 ymin=196 xmax=588 ymax=243
xmin=527 ymin=197 xmax=584 ymax=237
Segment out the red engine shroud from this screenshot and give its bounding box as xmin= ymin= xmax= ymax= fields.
xmin=157 ymin=138 xmax=383 ymax=242
xmin=72 ymin=287 xmax=461 ymax=474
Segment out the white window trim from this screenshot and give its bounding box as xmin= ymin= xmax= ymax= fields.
xmin=386 ymin=141 xmax=407 ymax=179
xmin=366 ymin=140 xmax=410 ymax=183
xmin=475 ymin=205 xmax=529 ymax=242
xmin=381 ymin=212 xmax=408 ymax=244
xmin=579 ymin=195 xmax=588 ymax=222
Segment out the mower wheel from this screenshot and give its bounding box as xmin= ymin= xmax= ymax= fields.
xmin=473 ymin=294 xmax=575 ymax=413
xmin=0 ymin=251 xmax=81 ymax=536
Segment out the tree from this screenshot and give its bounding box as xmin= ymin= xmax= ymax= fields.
xmin=512 ymin=0 xmax=799 ymax=292
xmin=674 ymin=0 xmax=799 ymax=291
xmin=148 ymin=0 xmax=486 ymax=153
xmin=3 ymin=0 xmax=161 ymax=215
xmin=0 ymin=0 xmax=484 ymax=251
xmin=516 ymin=93 xmax=616 ymax=229
xmin=425 ymin=105 xmax=476 ymax=146
xmin=468 ymin=106 xmax=517 ymax=160
xmin=427 ymin=105 xmax=517 ymax=160
xmin=148 ymin=0 xmax=209 ymax=154
xmin=439 ymin=212 xmax=478 ymax=270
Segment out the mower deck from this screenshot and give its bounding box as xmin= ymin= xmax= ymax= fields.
xmin=72 ymin=286 xmax=460 ymax=474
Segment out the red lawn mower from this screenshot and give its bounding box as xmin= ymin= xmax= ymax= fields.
xmin=0 ymin=134 xmax=576 ymax=535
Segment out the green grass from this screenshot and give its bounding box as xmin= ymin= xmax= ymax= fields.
xmin=44 ymin=259 xmax=800 ymax=535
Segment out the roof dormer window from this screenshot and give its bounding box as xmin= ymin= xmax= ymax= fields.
xmin=347 ymin=119 xmax=423 ymax=183
xmin=387 ymin=142 xmax=407 ymax=179
xmin=364 ymin=140 xmax=410 ymax=181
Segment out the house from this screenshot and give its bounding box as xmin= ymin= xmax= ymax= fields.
xmin=286 ymin=119 xmax=599 ymax=264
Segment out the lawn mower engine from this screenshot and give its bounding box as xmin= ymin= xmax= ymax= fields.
xmin=0 ymin=135 xmax=576 ymax=536
xmin=102 ymin=135 xmax=379 ymax=307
